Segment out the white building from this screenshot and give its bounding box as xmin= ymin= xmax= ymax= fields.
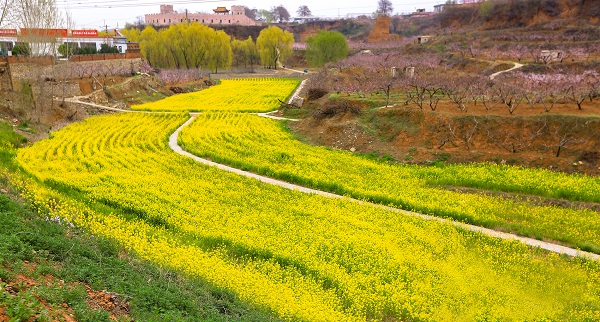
xmin=0 ymin=28 xmax=137 ymax=56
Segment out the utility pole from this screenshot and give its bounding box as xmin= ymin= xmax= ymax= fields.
xmin=100 ymin=21 xmax=109 ymax=53
xmin=100 ymin=22 xmax=109 ymax=40
xmin=186 ymin=9 xmax=189 ymax=23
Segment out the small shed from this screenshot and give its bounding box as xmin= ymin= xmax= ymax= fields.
xmin=540 ymin=50 xmax=564 ymax=63
xmin=417 ymin=35 xmax=433 ymax=44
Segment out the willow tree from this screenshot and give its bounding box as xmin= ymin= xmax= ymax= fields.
xmin=256 ymin=26 xmax=293 ymax=69
xmin=140 ymin=23 xmax=232 ymax=72
xmin=306 ymin=30 xmax=348 ymax=67
xmin=121 ymin=28 xmax=142 ymax=43
xmin=232 ymin=36 xmax=259 ymax=69
xmin=0 ymin=0 xmax=14 ymax=28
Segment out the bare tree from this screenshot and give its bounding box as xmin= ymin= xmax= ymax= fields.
xmin=377 ymin=0 xmax=394 ymax=16
xmin=439 ymin=115 xmax=479 ymax=151
xmin=406 ymin=76 xmax=428 ymax=109
xmin=390 ymin=15 xmax=401 ymax=33
xmin=60 ymin=9 xmax=75 ymax=106
xmin=443 ymin=76 xmax=476 ymax=112
xmin=374 ymin=73 xmax=401 ymax=107
xmin=485 ymin=118 xmax=547 ymax=153
xmin=18 ymin=0 xmax=64 ymax=56
xmin=244 ymin=6 xmax=257 ymax=20
xmin=495 ymin=82 xmax=524 ymax=115
xmin=544 ymin=120 xmax=586 ymax=157
xmin=0 ymin=0 xmax=15 ymax=28
xmin=271 ymin=5 xmax=291 ymax=23
xmin=297 ymin=5 xmax=312 ymax=17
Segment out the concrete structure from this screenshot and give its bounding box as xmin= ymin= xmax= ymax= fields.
xmin=293 ymin=16 xmax=319 ymax=24
xmin=417 ymin=35 xmax=433 ymax=44
xmin=145 ymin=5 xmax=257 ymax=26
xmin=0 ymin=28 xmax=138 ymax=56
xmin=540 ymin=50 xmax=564 ymax=63
xmin=433 ymin=4 xmax=445 ymax=13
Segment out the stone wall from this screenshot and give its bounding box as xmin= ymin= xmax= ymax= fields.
xmin=9 ymin=58 xmax=143 ymax=91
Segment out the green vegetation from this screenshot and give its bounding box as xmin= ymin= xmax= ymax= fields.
xmin=256 ymin=26 xmax=294 ymax=69
xmin=0 ymin=192 xmax=280 ymax=322
xmin=0 ymin=121 xmax=279 ymax=322
xmin=179 ymin=112 xmax=600 ymax=253
xmin=140 ymin=23 xmax=233 ymax=72
xmin=11 ymin=43 xmax=30 ymax=56
xmin=9 ymin=110 xmax=600 ymax=321
xmin=305 ymin=31 xmax=349 ymax=67
xmin=232 ymin=36 xmax=260 ymax=69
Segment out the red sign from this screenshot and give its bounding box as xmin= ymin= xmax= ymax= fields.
xmin=72 ymin=29 xmax=99 ymax=37
xmin=20 ymin=28 xmax=68 ymax=37
xmin=0 ymin=29 xmax=17 ymax=36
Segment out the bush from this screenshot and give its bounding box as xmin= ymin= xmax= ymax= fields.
xmin=11 ymin=43 xmax=30 ymax=56
xmin=99 ymin=43 xmax=120 ymax=54
xmin=307 ymin=88 xmax=328 ymax=101
xmin=312 ymin=99 xmax=361 ymax=119
xmin=74 ymin=46 xmax=97 ymax=55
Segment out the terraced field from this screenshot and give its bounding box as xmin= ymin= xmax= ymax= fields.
xmin=179 ymin=112 xmax=600 ymax=253
xmin=131 ymin=78 xmax=300 ymax=112
xmin=8 ymin=79 xmax=600 ymax=321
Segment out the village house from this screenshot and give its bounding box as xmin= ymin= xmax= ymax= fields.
xmin=0 ymin=28 xmax=138 ymax=56
xmin=145 ymin=5 xmax=258 ymax=27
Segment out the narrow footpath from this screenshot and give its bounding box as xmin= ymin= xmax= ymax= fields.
xmin=168 ymin=114 xmax=599 ymax=261
xmin=70 ymin=78 xmax=599 ymax=261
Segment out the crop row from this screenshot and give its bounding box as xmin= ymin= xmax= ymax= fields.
xmin=131 ymin=78 xmax=300 ymax=112
xmin=178 ymin=112 xmax=600 ymax=253
xmin=11 ymin=112 xmax=600 ymax=321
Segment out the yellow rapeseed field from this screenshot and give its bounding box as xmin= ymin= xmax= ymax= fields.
xmin=9 ymin=79 xmax=600 ymax=321
xmin=131 ymin=78 xmax=300 ymax=112
xmin=179 ymin=112 xmax=600 ymax=252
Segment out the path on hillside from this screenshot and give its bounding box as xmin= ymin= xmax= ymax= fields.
xmin=168 ymin=114 xmax=598 ymax=261
xmin=490 ymin=61 xmax=524 ymax=80
xmin=69 ymin=79 xmax=598 ymax=261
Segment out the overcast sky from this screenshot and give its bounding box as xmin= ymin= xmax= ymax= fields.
xmin=58 ymin=0 xmax=442 ymax=29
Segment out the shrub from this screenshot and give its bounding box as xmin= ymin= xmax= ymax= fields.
xmin=312 ymin=99 xmax=362 ymax=119
xmin=307 ymin=88 xmax=328 ymax=101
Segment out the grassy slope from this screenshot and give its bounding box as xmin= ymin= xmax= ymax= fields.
xmin=0 ymin=121 xmax=279 ymax=322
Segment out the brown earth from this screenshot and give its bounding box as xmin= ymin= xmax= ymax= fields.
xmin=289 ymin=98 xmax=600 ymax=176
xmin=1 ymin=261 xmax=130 ymax=321
xmin=367 ymin=16 xmax=402 ymax=43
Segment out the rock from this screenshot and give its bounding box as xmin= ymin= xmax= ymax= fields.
xmin=291 ymin=96 xmax=305 ymax=107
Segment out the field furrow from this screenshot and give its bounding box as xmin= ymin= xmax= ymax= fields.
xmin=179 ymin=112 xmax=600 ymax=252
xmin=9 ymin=79 xmax=600 ymax=321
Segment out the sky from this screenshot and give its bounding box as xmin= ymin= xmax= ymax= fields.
xmin=57 ymin=0 xmax=443 ymax=29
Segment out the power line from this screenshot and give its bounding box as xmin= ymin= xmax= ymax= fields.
xmin=58 ymin=0 xmax=234 ymax=10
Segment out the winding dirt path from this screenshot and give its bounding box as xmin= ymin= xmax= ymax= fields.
xmin=490 ymin=61 xmax=525 ymax=80
xmin=70 ymin=79 xmax=599 ymax=261
xmin=168 ymin=114 xmax=599 ymax=261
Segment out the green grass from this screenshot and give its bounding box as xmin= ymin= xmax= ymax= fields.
xmin=0 ymin=192 xmax=279 ymax=321
xmin=13 ymin=113 xmax=600 ymax=321
xmin=0 ymin=120 xmax=280 ymax=322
